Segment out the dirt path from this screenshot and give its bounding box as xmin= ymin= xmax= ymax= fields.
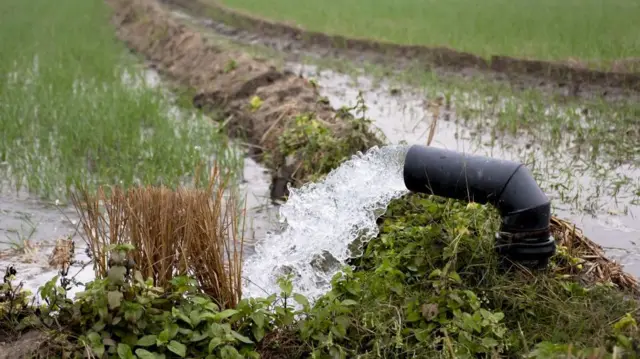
xmin=162 ymin=0 xmax=640 ymax=103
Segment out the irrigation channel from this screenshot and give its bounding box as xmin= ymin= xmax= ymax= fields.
xmin=1 ymin=18 xmax=639 ymax=302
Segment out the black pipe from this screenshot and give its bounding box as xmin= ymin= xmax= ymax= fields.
xmin=403 ymin=144 xmax=555 ymax=267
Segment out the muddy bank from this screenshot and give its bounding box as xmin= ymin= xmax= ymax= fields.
xmin=107 ymin=0 xmax=382 ymax=201
xmin=162 ymin=0 xmax=640 ymax=102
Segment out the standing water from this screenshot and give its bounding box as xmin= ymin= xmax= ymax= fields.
xmin=242 ymin=145 xmax=410 ymax=300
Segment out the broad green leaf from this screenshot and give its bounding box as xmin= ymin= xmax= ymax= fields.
xmin=448 ymin=271 xmax=462 ymax=283
xmin=167 ymin=340 xmax=186 ymax=358
xmin=190 ymin=331 xmax=209 ymax=342
xmin=190 ymin=309 xmax=203 ymax=327
xmin=293 ymin=294 xmax=309 ymax=307
xmin=134 ymin=271 xmax=145 ymax=284
xmin=231 ymin=331 xmax=254 ymax=344
xmin=172 ymin=307 xmax=192 ymax=327
xmin=414 ymin=329 xmax=430 ymax=343
xmin=214 ymin=309 xmax=239 ymax=321
xmin=134 ymin=348 xmax=156 ymax=359
xmin=340 ymin=299 xmax=358 ymax=306
xmin=481 ymin=337 xmax=499 ymax=348
xmin=250 ymin=312 xmax=265 ymax=328
xmin=136 ymin=335 xmax=157 ymax=347
xmin=330 ymin=322 xmax=347 ymax=338
xmin=168 ymin=324 xmax=179 ymax=339
xmin=208 ymin=337 xmax=223 ymax=353
xmin=157 ymin=329 xmax=170 ymax=345
xmin=117 ymin=343 xmax=134 ymax=359
xmin=107 ymin=291 xmax=123 ymax=310
xmin=205 ymin=302 xmax=219 ymax=312
xmin=91 ymin=343 xmax=105 ymax=357
xmin=108 ymin=266 xmax=128 ymax=285
xmin=252 ymin=325 xmax=265 ymax=342
xmin=87 ymin=331 xmax=101 ymax=345
xmin=192 ymin=296 xmax=209 ymax=306
xmin=220 ymin=345 xmax=242 ymax=359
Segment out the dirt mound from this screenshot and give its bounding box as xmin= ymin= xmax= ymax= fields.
xmin=164 ymin=0 xmax=640 ymax=100
xmin=107 ymin=0 xmax=383 ymax=199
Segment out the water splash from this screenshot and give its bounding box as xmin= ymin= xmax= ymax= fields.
xmin=241 ymin=145 xmax=410 ymax=301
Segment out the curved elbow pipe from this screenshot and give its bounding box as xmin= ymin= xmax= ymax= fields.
xmin=403 ymin=145 xmax=555 ymax=266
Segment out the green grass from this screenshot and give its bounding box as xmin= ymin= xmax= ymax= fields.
xmin=0 ymin=0 xmax=242 ymax=202
xmin=217 ymin=0 xmax=640 ymax=62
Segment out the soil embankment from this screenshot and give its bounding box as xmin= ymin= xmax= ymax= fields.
xmin=163 ymin=0 xmax=640 ymax=101
xmin=107 ymin=0 xmax=383 ymax=200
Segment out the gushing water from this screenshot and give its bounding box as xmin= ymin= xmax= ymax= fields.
xmin=241 ymin=145 xmax=410 ymax=301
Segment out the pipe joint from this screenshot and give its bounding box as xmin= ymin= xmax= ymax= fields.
xmin=402 ymin=145 xmax=556 ymax=268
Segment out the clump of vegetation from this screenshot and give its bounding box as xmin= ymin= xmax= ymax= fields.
xmin=71 ymin=164 xmax=245 ymax=309
xmin=277 ymin=92 xmax=383 ymax=184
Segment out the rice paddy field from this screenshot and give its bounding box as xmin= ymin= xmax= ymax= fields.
xmin=216 ymin=0 xmax=640 ymax=62
xmin=0 ymin=0 xmax=242 ymax=202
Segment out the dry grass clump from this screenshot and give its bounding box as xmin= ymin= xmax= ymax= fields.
xmin=551 ymin=216 xmax=638 ymax=292
xmin=70 ymin=164 xmax=246 ymax=308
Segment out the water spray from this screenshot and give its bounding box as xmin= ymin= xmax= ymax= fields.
xmin=402 ymin=144 xmax=556 ymax=267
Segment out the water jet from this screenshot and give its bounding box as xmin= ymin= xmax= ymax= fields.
xmin=402 ymin=144 xmax=556 ymax=267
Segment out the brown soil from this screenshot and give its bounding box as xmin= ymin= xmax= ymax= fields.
xmin=162 ymin=0 xmax=640 ymax=102
xmin=107 ymin=0 xmax=382 ymax=200
xmin=0 ymin=330 xmax=47 ymax=359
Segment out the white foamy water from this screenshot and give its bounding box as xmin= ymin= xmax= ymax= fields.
xmin=241 ymin=145 xmax=410 ymax=301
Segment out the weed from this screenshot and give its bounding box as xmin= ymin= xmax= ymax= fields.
xmin=249 ymin=95 xmax=264 ymax=112
xmin=277 ymin=92 xmax=383 ymax=184
xmin=0 ymin=214 xmax=37 ymax=253
xmin=70 ymin=163 xmax=245 ymax=309
xmin=225 ymin=59 xmax=238 ymax=73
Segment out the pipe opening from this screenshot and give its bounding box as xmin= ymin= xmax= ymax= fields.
xmin=402 ymin=144 xmax=556 ymax=268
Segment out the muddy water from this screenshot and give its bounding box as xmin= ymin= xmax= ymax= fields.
xmin=287 ymin=63 xmax=640 ymax=274
xmin=0 ymin=187 xmax=92 ymax=299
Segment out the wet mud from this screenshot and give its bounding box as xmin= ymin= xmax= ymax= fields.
xmin=163 ymin=0 xmax=640 ymax=103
